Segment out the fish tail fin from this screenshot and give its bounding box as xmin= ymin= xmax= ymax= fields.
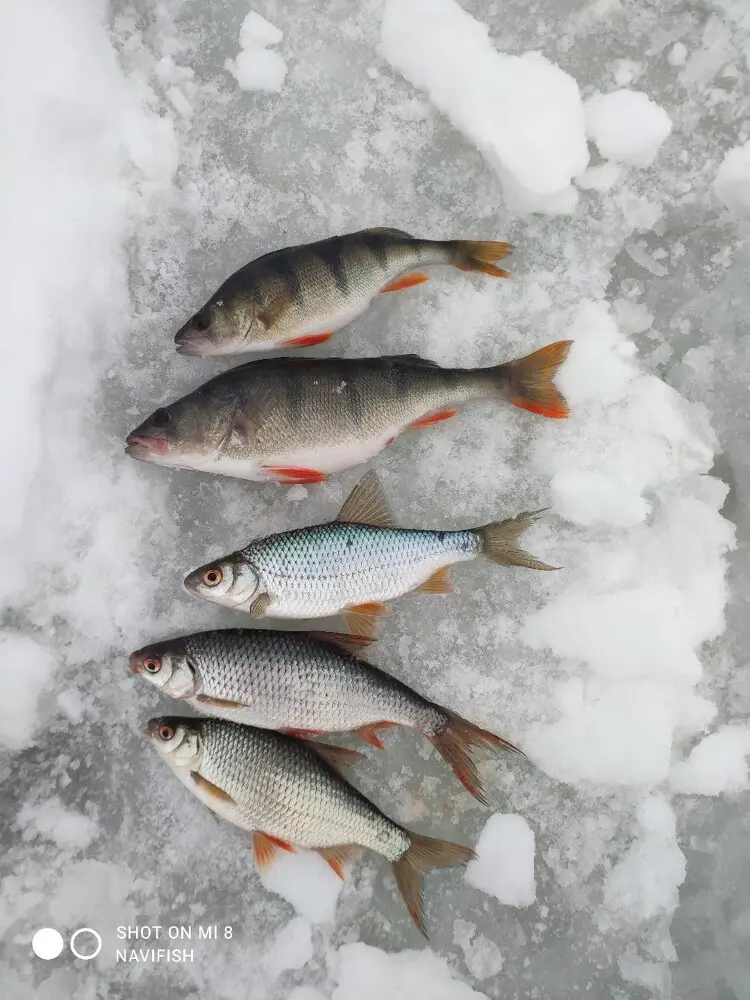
xmin=426 ymin=711 xmax=522 ymax=803
xmin=493 ymin=340 xmax=572 ymax=419
xmin=477 ymin=511 xmax=559 ymax=571
xmin=450 ymin=239 xmax=513 ymax=278
xmin=393 ymin=833 xmax=476 ymax=937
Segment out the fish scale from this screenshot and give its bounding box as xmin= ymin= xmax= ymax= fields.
xmin=243 ymin=523 xmax=479 ymax=618
xmin=187 ymin=719 xmax=409 ymax=857
xmin=178 ymin=629 xmax=445 ymax=733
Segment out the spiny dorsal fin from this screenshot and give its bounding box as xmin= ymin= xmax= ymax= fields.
xmin=390 ymin=354 xmax=440 ymax=367
xmin=336 ymin=470 xmax=395 ymax=528
xmin=361 ymin=226 xmax=414 ymax=239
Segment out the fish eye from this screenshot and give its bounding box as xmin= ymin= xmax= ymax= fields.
xmin=143 ymin=657 xmax=161 ymax=673
xmin=202 ymin=567 xmax=223 ymax=587
xmin=152 ymin=408 xmax=172 ymax=428
xmin=158 ymin=724 xmax=174 ymax=740
xmin=194 ymin=309 xmax=211 ymax=332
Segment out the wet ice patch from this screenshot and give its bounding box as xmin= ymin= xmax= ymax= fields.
xmin=466 ymin=813 xmax=536 ymax=907
xmin=585 ymin=90 xmax=672 ymax=167
xmin=225 ymin=10 xmax=288 ymax=93
xmin=379 ymin=0 xmax=588 ymax=214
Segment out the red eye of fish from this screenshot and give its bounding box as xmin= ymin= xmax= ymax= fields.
xmin=194 ymin=309 xmax=211 ymax=332
xmin=144 ymin=657 xmax=161 ymax=673
xmin=159 ymin=725 xmax=174 ymax=740
xmin=152 ymin=408 xmax=171 ymax=428
xmin=202 ymin=568 xmax=223 ymax=587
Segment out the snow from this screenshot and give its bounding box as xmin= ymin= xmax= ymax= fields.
xmin=714 ymin=141 xmax=750 ymax=212
xmin=225 ymin=10 xmax=288 ymax=93
xmin=16 ymin=797 xmax=98 ymax=851
xmin=585 ymin=90 xmax=672 ymax=167
xmin=332 ymin=942 xmax=487 ymax=999
xmin=466 ymin=814 xmax=536 ymax=907
xmin=258 ymin=850 xmax=344 ymax=924
xmin=600 ymin=796 xmax=686 ymax=929
xmin=3 ymin=0 xmax=750 ymax=997
xmin=670 ymin=726 xmax=750 ymax=795
xmin=380 ymin=0 xmax=589 ymax=214
xmin=0 ymin=635 xmax=54 ymax=750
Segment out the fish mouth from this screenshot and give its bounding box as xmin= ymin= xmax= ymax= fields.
xmin=129 ymin=652 xmax=143 ymax=675
xmin=125 ymin=434 xmax=168 ymax=459
xmin=174 ymin=329 xmax=209 ymax=357
xmin=143 ymin=719 xmax=159 ymax=738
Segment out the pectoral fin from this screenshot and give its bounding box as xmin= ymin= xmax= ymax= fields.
xmin=195 ymin=694 xmax=247 ymax=710
xmin=190 ymin=772 xmax=236 ymax=805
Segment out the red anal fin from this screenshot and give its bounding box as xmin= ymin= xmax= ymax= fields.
xmin=381 ymin=271 xmax=430 ymax=293
xmin=408 ymin=408 xmax=457 ymax=431
xmin=284 ymin=332 xmax=333 ymax=348
xmin=355 ymin=721 xmax=399 ymax=750
xmin=262 ymin=465 xmax=328 ymax=485
xmin=281 ymin=727 xmax=325 ymax=738
xmin=253 ymin=831 xmax=295 ymax=871
xmin=417 ymin=566 xmax=454 ymax=594
xmin=315 ymin=844 xmax=360 ymax=880
xmin=456 ymin=262 xmax=511 ymax=278
xmin=507 ymin=398 xmax=568 ymax=419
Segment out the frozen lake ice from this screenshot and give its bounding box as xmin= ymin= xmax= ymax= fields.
xmin=2 ymin=0 xmax=750 ymax=997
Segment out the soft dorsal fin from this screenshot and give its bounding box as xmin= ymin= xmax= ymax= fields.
xmin=336 ymin=470 xmax=396 ymax=528
xmin=390 ymin=354 xmax=439 ymax=367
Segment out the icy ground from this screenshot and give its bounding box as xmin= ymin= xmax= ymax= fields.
xmin=2 ymin=0 xmax=750 ymax=997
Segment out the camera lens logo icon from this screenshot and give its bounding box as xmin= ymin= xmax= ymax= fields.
xmin=31 ymin=927 xmax=102 ymax=961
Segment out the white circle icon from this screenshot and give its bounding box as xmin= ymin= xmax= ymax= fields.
xmin=70 ymin=928 xmax=102 ymax=960
xmin=32 ymin=928 xmax=64 ymax=960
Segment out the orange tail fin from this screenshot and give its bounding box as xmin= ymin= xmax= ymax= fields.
xmin=452 ymin=239 xmax=512 ymax=278
xmin=497 ymin=340 xmax=572 ymax=419
xmin=426 ymin=712 xmax=522 ymax=804
xmin=392 ymin=832 xmax=475 ymax=937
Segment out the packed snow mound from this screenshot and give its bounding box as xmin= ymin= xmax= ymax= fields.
xmin=585 ymin=90 xmax=672 ymax=167
xmin=600 ymin=796 xmax=686 ymax=930
xmin=380 ymin=0 xmax=589 ymax=214
xmin=225 ymin=10 xmax=288 ymax=92
xmin=466 ymin=814 xmax=536 ymax=907
xmin=670 ymin=726 xmax=750 ymax=795
xmin=714 ymin=141 xmax=750 ymax=212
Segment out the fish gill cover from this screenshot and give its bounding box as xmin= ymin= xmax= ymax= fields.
xmin=1 ymin=0 xmax=749 ymax=997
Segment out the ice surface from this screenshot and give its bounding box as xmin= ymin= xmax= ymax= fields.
xmin=380 ymin=0 xmax=589 ymax=214
xmin=3 ymin=0 xmax=750 ymax=997
xmin=585 ymin=90 xmax=672 ymax=167
xmin=465 ymin=814 xmax=536 ymax=907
